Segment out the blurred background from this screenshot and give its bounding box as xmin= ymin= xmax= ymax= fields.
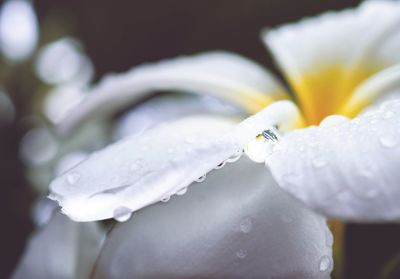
xmin=0 ymin=0 xmax=399 ymax=278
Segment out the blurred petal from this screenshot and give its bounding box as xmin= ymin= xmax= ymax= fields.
xmin=57 ymin=51 xmax=289 ymax=135
xmin=340 ymin=64 xmax=400 ymax=116
xmin=49 ymin=101 xmax=300 ymax=221
xmin=267 ymin=99 xmax=400 ymax=222
xmin=113 ymin=93 xmax=243 ymax=140
xmin=12 ymin=213 xmax=103 ymax=279
xmin=0 ymin=0 xmax=38 ymax=61
xmin=263 ymin=0 xmax=400 ymax=124
xmin=92 ymin=158 xmax=332 ymax=279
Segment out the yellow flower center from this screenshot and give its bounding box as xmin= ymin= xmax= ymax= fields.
xmin=290 ymin=64 xmax=379 ymax=125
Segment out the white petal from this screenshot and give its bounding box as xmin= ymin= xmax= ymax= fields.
xmin=113 ymin=93 xmax=243 ymax=140
xmin=262 ymin=0 xmax=400 ymax=123
xmin=12 ymin=212 xmax=103 ymax=279
xmin=264 ymin=0 xmax=400 ymax=74
xmin=57 ymin=51 xmax=288 ymax=135
xmin=92 ymin=158 xmax=333 ymax=279
xmin=267 ymin=99 xmax=400 ymax=222
xmin=49 ymin=101 xmax=300 ymax=221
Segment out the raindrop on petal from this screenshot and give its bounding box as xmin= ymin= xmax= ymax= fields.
xmin=113 ymin=206 xmax=132 ymax=222
xmin=195 ymin=174 xmax=206 ymax=183
xmin=236 ymin=249 xmax=247 ymax=259
xmin=66 ymin=171 xmax=80 ymax=185
xmin=176 ymin=187 xmax=187 ymax=196
xmin=379 ymin=135 xmax=398 ymax=148
xmin=319 ymin=255 xmax=331 ymax=272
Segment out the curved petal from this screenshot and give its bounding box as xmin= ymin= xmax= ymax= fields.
xmin=49 ymin=101 xmax=300 ymax=221
xmin=263 ymin=0 xmax=400 ymax=124
xmin=57 ymin=51 xmax=289 ymax=135
xmin=92 ymin=158 xmax=333 ymax=279
xmin=267 ymin=98 xmax=400 ymax=222
xmin=12 ymin=212 xmax=103 ymax=279
xmin=340 ymin=64 xmax=400 ymax=116
xmin=113 ymin=93 xmax=243 ymax=140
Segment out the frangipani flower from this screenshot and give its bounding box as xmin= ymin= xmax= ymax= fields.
xmin=15 ymin=1 xmax=400 ymax=278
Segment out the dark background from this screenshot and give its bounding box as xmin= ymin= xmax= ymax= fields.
xmin=1 ymin=0 xmax=399 ymax=278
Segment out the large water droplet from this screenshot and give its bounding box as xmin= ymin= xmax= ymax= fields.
xmin=239 ymin=217 xmax=253 ymax=233
xmin=236 ymin=249 xmax=247 ymax=259
xmin=319 ymin=255 xmax=331 ymax=272
xmin=66 ymin=171 xmax=80 ymax=185
xmin=195 ymin=174 xmax=206 ymax=182
xmin=113 ymin=206 xmax=132 ymax=222
xmin=320 ymin=115 xmax=349 ymax=127
xmin=379 ymin=135 xmax=398 ymax=148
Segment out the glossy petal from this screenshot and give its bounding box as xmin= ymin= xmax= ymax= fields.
xmin=263 ymin=0 xmax=400 ymax=123
xmin=113 ymin=93 xmax=243 ymax=140
xmin=12 ymin=212 xmax=103 ymax=279
xmin=92 ymin=158 xmax=333 ymax=279
xmin=49 ymin=101 xmax=300 ymax=221
xmin=267 ymin=99 xmax=400 ymax=222
xmin=57 ymin=51 xmax=288 ymax=135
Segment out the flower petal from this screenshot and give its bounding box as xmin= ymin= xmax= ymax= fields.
xmin=57 ymin=51 xmax=288 ymax=135
xmin=12 ymin=212 xmax=103 ymax=279
xmin=340 ymin=64 xmax=400 ymax=116
xmin=113 ymin=93 xmax=243 ymax=140
xmin=92 ymin=158 xmax=333 ymax=279
xmin=263 ymin=0 xmax=400 ymax=124
xmin=267 ymin=99 xmax=400 ymax=222
xmin=49 ymin=101 xmax=300 ymax=221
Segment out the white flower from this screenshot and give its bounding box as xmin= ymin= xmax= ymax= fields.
xmin=14 ymin=1 xmax=400 ymax=278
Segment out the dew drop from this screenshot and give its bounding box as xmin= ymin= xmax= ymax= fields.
xmin=319 ymin=255 xmax=331 ymax=272
xmin=214 ymin=161 xmax=226 ymax=169
xmin=236 ymin=249 xmax=247 ymax=259
xmin=113 ymin=206 xmax=132 ymax=222
xmin=379 ymin=135 xmax=398 ymax=148
xmin=176 ymin=187 xmax=187 ymax=196
xmin=66 ymin=171 xmax=80 ymax=185
xmin=239 ymin=217 xmax=253 ymax=233
xmin=312 ymin=157 xmax=327 ymax=169
xmin=195 ymin=174 xmax=206 ymax=182
xmin=226 ymin=150 xmax=243 ymax=163
xmin=160 ymin=195 xmax=171 ymax=202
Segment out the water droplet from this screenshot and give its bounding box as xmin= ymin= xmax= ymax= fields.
xmin=160 ymin=195 xmax=171 ymax=202
xmin=379 ymin=135 xmax=398 ymax=148
xmin=239 ymin=217 xmax=253 ymax=233
xmin=320 ymin=115 xmax=349 ymax=127
xmin=226 ymin=151 xmax=242 ymax=163
xmin=236 ymin=249 xmax=247 ymax=259
xmin=66 ymin=171 xmax=80 ymax=185
xmin=281 ymin=214 xmax=293 ymax=223
xmin=262 ymin=128 xmax=280 ymax=142
xmin=176 ymin=187 xmax=187 ymax=196
xmin=113 ymin=206 xmax=132 ymax=222
xmin=298 ymin=145 xmax=305 ymax=152
xmin=195 ymin=174 xmax=206 ymax=182
xmin=312 ymin=157 xmax=327 ymax=168
xmin=319 ymin=255 xmax=331 ymax=272
xmin=214 ymin=161 xmax=226 ymax=169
